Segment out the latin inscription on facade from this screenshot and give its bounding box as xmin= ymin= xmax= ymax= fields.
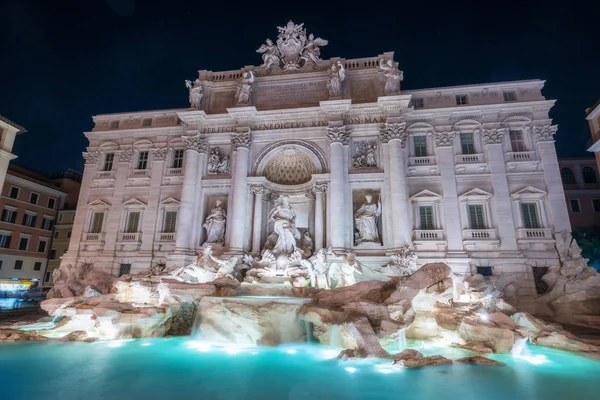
xmin=254 ymin=81 xmax=328 ymax=104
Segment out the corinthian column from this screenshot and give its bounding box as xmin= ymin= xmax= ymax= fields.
xmin=175 ymin=135 xmax=207 ymax=252
xmin=227 ymin=130 xmax=252 ymax=253
xmin=250 ymin=185 xmax=263 ymax=255
xmin=326 ymin=125 xmax=350 ymax=249
xmin=380 ymin=122 xmax=410 ymax=249
xmin=314 ymin=183 xmax=327 ymax=251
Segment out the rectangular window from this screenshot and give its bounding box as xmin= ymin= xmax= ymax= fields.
xmin=109 ymin=121 xmax=120 ymax=130
xmin=53 ymin=231 xmax=59 ymax=239
xmin=419 ymin=206 xmax=434 ymax=230
xmin=0 ymin=260 xmax=2 ymax=269
xmin=503 ymin=91 xmax=516 ymax=102
xmin=570 ymin=199 xmax=581 ymax=213
xmin=42 ymin=217 xmax=53 ymax=230
xmin=45 ymin=271 xmax=51 ymax=282
xmin=90 ymin=212 xmax=104 ymax=233
xmin=9 ymin=186 xmax=20 ymax=199
xmin=1 ymin=208 xmax=17 ymax=224
xmin=163 ymin=211 xmax=177 ymax=233
xmin=413 ymin=135 xmax=427 ymax=157
xmin=125 ymin=211 xmax=140 ymax=233
xmin=14 ymin=260 xmax=23 ymax=270
xmin=476 ymin=266 xmax=493 ymax=276
xmin=30 ymin=193 xmax=39 ymax=205
xmin=103 ymin=153 xmax=114 ymax=171
xmin=460 ymin=132 xmax=475 ymax=155
xmin=411 ymin=97 xmax=424 ymax=109
xmin=455 ymin=94 xmax=468 ymax=105
xmin=521 ymin=203 xmax=540 ymax=229
xmin=18 ymin=237 xmax=29 ymax=251
xmin=467 ymin=204 xmax=485 ymax=229
xmin=67 ymin=230 xmax=72 ymax=238
xmin=509 ymin=130 xmax=527 ymax=152
xmin=37 ymin=240 xmax=48 ymax=253
xmin=50 ymin=249 xmax=57 ymax=259
xmin=172 ymin=149 xmax=184 ymax=168
xmin=58 ymin=213 xmax=63 ymax=222
xmin=33 ymin=262 xmax=42 ymax=271
xmin=47 ymin=198 xmax=56 ymax=209
xmin=593 ymin=199 xmax=600 ymax=212
xmin=22 ymin=213 xmax=37 ymax=228
xmin=137 ymin=151 xmax=149 ymax=170
xmin=142 ymin=118 xmax=152 ymax=127
xmin=119 ymin=263 xmax=132 ymax=277
xmin=0 ymin=233 xmax=11 ymax=248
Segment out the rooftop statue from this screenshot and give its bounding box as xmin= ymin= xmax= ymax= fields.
xmin=257 ymin=21 xmax=328 ymax=71
xmin=185 ymin=79 xmax=203 ymax=109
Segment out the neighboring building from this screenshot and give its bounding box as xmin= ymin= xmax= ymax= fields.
xmin=62 ymin=22 xmax=571 ymax=306
xmin=585 ymin=101 xmax=600 ymax=172
xmin=0 ymin=165 xmax=67 ymax=291
xmin=44 ymin=170 xmax=82 ymax=286
xmin=0 ymin=116 xmax=26 ymax=191
xmin=559 ymin=158 xmax=600 ymax=228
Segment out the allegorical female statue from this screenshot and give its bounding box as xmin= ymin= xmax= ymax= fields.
xmin=379 ymin=59 xmax=403 ymax=94
xmin=354 ymin=194 xmax=382 ymax=244
xmin=202 ymin=199 xmax=227 ymax=244
xmin=326 ymin=61 xmax=345 ymax=98
xmin=236 ymin=71 xmax=255 ymax=105
xmin=185 ymin=79 xmax=203 ymax=109
xmin=268 ymin=195 xmax=301 ymax=255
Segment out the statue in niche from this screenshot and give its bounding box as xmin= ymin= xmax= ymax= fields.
xmin=256 ymin=39 xmax=280 ymax=70
xmin=236 ymin=71 xmax=255 ymax=105
xmin=207 ymin=148 xmax=230 ymax=174
xmin=185 ymin=79 xmax=203 ymax=109
xmin=354 ymin=194 xmax=382 ymax=245
xmin=329 ymin=250 xmax=363 ymax=287
xmin=202 ymin=199 xmax=227 ymax=244
xmin=379 ymin=59 xmax=403 ymax=94
xmin=267 ymin=195 xmax=302 ymax=255
xmin=327 ymin=61 xmax=345 ymax=98
xmin=353 ymin=141 xmax=377 ymax=169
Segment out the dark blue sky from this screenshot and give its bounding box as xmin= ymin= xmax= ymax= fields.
xmin=0 ymin=0 xmax=597 ymax=174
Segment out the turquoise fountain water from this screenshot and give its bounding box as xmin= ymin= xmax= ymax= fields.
xmin=0 ymin=337 xmax=599 ymax=400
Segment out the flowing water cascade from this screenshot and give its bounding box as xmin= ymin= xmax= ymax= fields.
xmin=330 ymin=324 xmax=342 ymax=348
xmin=511 ymin=338 xmax=531 ymax=358
xmin=395 ymin=328 xmax=407 ymax=352
xmin=16 ymin=300 xmax=75 ymax=332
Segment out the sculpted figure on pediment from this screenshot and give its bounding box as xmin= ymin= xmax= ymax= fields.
xmin=327 ymin=61 xmax=345 ymax=98
xmin=379 ymin=59 xmax=403 ymax=94
xmin=236 ymin=71 xmax=255 ymax=105
xmin=256 ymin=39 xmax=280 ymax=71
xmin=185 ymin=79 xmax=203 ymax=109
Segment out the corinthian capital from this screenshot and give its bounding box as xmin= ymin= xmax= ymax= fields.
xmin=231 ymin=131 xmax=252 ymax=150
xmin=434 ymin=131 xmax=456 ymax=147
xmin=481 ymin=128 xmax=507 ymax=145
xmin=151 ymin=147 xmax=168 ymax=161
xmin=250 ymin=185 xmax=264 ymax=196
xmin=325 ymin=126 xmax=350 ymax=144
xmin=116 ymin=149 xmax=134 ymax=163
xmin=533 ymin=125 xmax=558 ymax=142
xmin=82 ymin=150 xmax=101 ymax=164
xmin=379 ymin=122 xmax=407 ymax=146
xmin=182 ymin=135 xmax=208 ymax=153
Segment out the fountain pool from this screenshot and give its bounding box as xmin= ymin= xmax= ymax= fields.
xmin=1 ymin=338 xmax=599 ymax=400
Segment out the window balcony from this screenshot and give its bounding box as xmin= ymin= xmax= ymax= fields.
xmin=155 ymin=232 xmax=176 ymax=242
xmin=413 ymin=230 xmax=444 ymax=240
xmin=84 ymin=232 xmax=105 ymax=242
xmin=408 ymin=156 xmax=436 ymax=166
xmin=516 ymin=228 xmax=553 ymax=240
xmin=130 ymin=169 xmax=150 ymax=178
xmin=505 ymin=151 xmax=536 ymax=162
xmin=166 ymin=168 xmax=183 ymax=176
xmin=455 ymin=153 xmax=485 ymax=164
xmin=95 ymin=171 xmax=115 ymax=180
xmin=462 ymin=229 xmax=498 ymax=240
xmin=117 ymin=232 xmax=142 ymax=242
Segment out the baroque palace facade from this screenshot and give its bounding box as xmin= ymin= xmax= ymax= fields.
xmin=62 ymin=22 xmax=569 ymax=302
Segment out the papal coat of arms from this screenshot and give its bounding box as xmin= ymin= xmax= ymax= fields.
xmin=256 ymin=21 xmax=328 ymax=71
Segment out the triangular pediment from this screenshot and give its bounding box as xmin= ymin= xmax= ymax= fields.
xmin=87 ymin=199 xmax=111 ymax=208
xmin=122 ymin=198 xmax=147 ymax=207
xmin=410 ymin=189 xmax=441 ymax=201
xmin=459 ymin=188 xmax=492 ymax=198
xmin=160 ymin=197 xmax=180 ymax=205
xmin=511 ymin=186 xmax=546 ymax=199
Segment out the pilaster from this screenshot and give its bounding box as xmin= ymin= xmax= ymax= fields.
xmin=227 ymin=130 xmax=252 ymax=253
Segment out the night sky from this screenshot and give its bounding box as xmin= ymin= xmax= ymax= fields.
xmin=0 ymin=0 xmax=597 ymax=174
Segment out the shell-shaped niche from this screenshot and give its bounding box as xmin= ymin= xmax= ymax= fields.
xmin=263 ymin=147 xmax=315 ymax=185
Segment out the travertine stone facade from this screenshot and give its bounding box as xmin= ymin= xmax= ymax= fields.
xmin=62 ymin=23 xmax=571 ymax=303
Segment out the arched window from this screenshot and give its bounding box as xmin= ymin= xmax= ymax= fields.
xmin=561 ymin=168 xmax=575 ymax=184
xmin=583 ymin=167 xmax=597 ymax=184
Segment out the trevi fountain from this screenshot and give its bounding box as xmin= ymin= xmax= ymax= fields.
xmin=2 ymin=21 xmax=600 ymax=400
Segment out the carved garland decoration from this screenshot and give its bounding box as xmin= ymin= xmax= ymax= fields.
xmin=434 ymin=131 xmax=456 ymax=147
xmin=82 ymin=150 xmax=101 ymax=164
xmin=481 ymin=128 xmax=508 ymax=145
xmin=379 ymin=122 xmax=407 ymax=146
xmin=116 ymin=149 xmax=134 ymax=163
xmin=325 ymin=126 xmax=351 ymax=145
xmin=533 ymin=125 xmax=558 ymax=142
xmin=151 ymin=147 xmax=169 ymax=161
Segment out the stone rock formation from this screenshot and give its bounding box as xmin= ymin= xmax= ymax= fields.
xmin=456 ymin=356 xmax=506 ymax=366
xmin=47 ymin=262 xmax=117 ymax=299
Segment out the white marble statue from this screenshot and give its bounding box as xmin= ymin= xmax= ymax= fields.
xmin=209 ymin=253 xmax=240 ymax=279
xmin=185 ymin=79 xmax=203 ymax=109
xmin=327 ymin=61 xmax=345 ymax=98
xmin=169 ymin=246 xmax=217 ymax=283
xmin=354 ymin=194 xmax=382 ymax=244
xmin=202 ymin=199 xmax=227 ymax=244
xmin=256 ymin=39 xmax=280 ymax=70
xmin=268 ymin=195 xmax=301 ymax=255
xmin=330 ymin=251 xmax=363 ymax=287
xmin=207 ymin=148 xmax=230 ymax=174
xmin=236 ymin=71 xmax=254 ymax=105
xmin=300 ymin=33 xmax=328 ymax=65
xmin=379 ymin=59 xmax=403 ymax=94
xmin=384 ymin=246 xmax=418 ymax=276
xmin=353 ymin=141 xmax=377 ymax=169
xmin=301 ymin=247 xmax=332 ymax=289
